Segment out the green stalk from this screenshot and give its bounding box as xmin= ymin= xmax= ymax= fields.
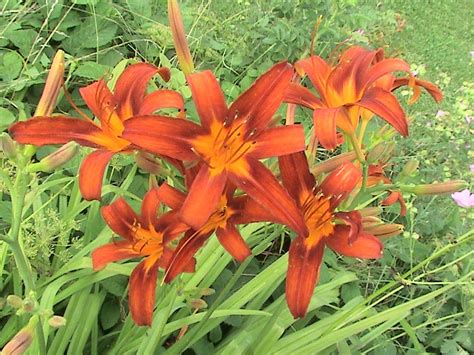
xmin=166 ymin=257 xmax=253 ymax=354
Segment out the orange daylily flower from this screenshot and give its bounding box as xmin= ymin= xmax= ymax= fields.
xmin=91 ymin=188 xmax=194 ymax=326
xmin=285 ymin=46 xmax=412 ymax=150
xmin=123 ymin=62 xmax=307 ymax=235
xmin=10 ymin=63 xmax=184 ymax=200
xmin=279 ymin=152 xmax=383 ymax=318
xmin=155 ymin=180 xmax=282 ymax=283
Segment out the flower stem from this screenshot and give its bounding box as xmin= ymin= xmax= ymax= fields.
xmin=349 ymin=133 xmax=365 ymax=163
xmin=357 ymin=118 xmax=369 ymax=143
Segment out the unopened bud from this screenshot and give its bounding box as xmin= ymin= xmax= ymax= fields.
xmin=27 ymin=142 xmax=78 ymax=173
xmin=402 ymin=159 xmax=419 ymax=176
xmin=168 ymin=0 xmax=194 ymax=75
xmin=0 ymin=133 xmax=17 ymax=160
xmin=311 ymin=151 xmax=357 ymax=175
xmin=48 ymin=315 xmax=67 ymax=328
xmin=404 ymin=180 xmax=468 ymax=195
xmin=361 ymin=216 xmax=383 ymax=227
xmin=199 ymin=288 xmax=215 ymax=296
xmin=1 ymin=316 xmax=37 ymax=355
xmin=188 ymin=298 xmax=208 ymax=310
xmin=22 ymin=299 xmax=35 ymax=313
xmin=366 ymin=142 xmax=395 ymax=164
xmin=358 ymin=207 xmax=382 ymax=217
xmin=6 ymin=295 xmax=23 ymax=309
xmin=35 ymin=50 xmax=65 ymax=117
xmin=135 ymin=151 xmax=161 ymax=175
xmin=365 ymin=223 xmax=404 ymax=238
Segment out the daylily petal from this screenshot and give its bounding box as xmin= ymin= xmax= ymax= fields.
xmin=79 ymin=150 xmax=115 ymax=201
xmin=313 ymin=107 xmax=339 ymax=150
xmin=187 ymin=70 xmax=228 ymax=129
xmin=129 ymin=258 xmax=160 ymax=326
xmin=229 ymin=157 xmax=307 ymax=236
xmin=114 ymin=63 xmax=170 ymax=120
xmin=326 ymin=226 xmax=383 ymax=259
xmin=180 ymin=166 xmax=227 ymax=229
xmin=228 ymin=61 xmax=294 ymax=132
xmin=164 ymin=230 xmax=211 ymax=283
xmin=294 ymin=55 xmax=331 ymax=100
xmin=101 ymin=196 xmax=139 ymax=240
xmin=382 ymin=191 xmax=407 ymax=216
xmin=158 ymin=247 xmax=195 ymax=273
xmin=229 ymin=195 xmax=284 ymax=225
xmin=362 ymin=58 xmax=410 ymax=91
xmin=392 ymin=77 xmax=443 ymax=103
xmin=335 ymin=211 xmax=362 ymax=244
xmin=156 ymin=183 xmax=186 ymax=209
xmin=284 ymin=83 xmax=323 ymax=109
xmin=250 ymin=125 xmax=305 ymax=159
xmin=91 ymin=240 xmax=140 ymax=270
xmin=279 ymin=152 xmax=315 ymax=203
xmin=123 ymin=115 xmax=201 ymax=161
xmin=216 ymin=225 xmax=251 ymax=262
xmin=320 ymin=162 xmax=361 ymax=206
xmin=356 ymin=87 xmax=408 ymax=136
xmin=139 ymin=89 xmax=185 ymax=115
xmin=79 ymin=80 xmax=112 ymax=117
xmin=286 ymin=237 xmax=325 ymax=318
xmin=9 ymin=116 xmax=102 ymax=147
xmin=140 ymin=188 xmax=161 ymax=228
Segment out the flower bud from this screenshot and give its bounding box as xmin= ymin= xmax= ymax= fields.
xmin=358 ymin=207 xmax=382 ymax=217
xmin=6 ymin=295 xmax=23 ymax=309
xmin=361 ymin=216 xmax=383 ymax=227
xmin=27 ymin=142 xmax=78 ymax=173
xmin=404 ymin=180 xmax=468 ymax=195
xmin=366 ymin=142 xmax=395 ymax=164
xmin=199 ymin=288 xmax=215 ymax=296
xmin=22 ymin=298 xmax=36 ymax=313
xmin=402 ymin=159 xmax=419 ymax=176
xmin=0 ymin=133 xmax=17 ymax=160
xmin=311 ymin=151 xmax=357 ymax=175
xmin=168 ymin=0 xmax=194 ymax=75
xmin=188 ymin=298 xmax=208 ymax=310
xmin=365 ymin=223 xmax=404 ymax=238
xmin=48 ymin=315 xmax=67 ymax=328
xmin=135 ymin=151 xmax=161 ymax=175
xmin=34 ymin=50 xmax=65 ymax=117
xmin=1 ymin=317 xmax=37 ymax=355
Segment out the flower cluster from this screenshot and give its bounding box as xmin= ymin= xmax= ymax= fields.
xmin=6 ymin=1 xmax=458 ymax=326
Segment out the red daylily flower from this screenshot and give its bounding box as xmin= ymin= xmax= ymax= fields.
xmin=285 ymin=46 xmax=412 ymax=150
xmin=279 ymin=152 xmax=383 ymax=318
xmin=156 ymin=180 xmax=281 ymax=283
xmin=123 ymin=62 xmax=307 ymax=235
xmin=10 ymin=63 xmax=184 ymax=200
xmin=91 ymin=188 xmax=193 ymax=326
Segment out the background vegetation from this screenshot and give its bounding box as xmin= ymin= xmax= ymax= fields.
xmin=0 ymin=0 xmax=472 ymax=354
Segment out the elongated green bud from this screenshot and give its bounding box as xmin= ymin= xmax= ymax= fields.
xmin=366 ymin=142 xmax=395 ymax=164
xmin=1 ymin=316 xmax=37 ymax=355
xmin=48 ymin=315 xmax=67 ymax=328
xmin=34 ymin=50 xmax=65 ymax=117
xmin=6 ymin=295 xmax=23 ymax=309
xmin=311 ymin=151 xmax=357 ymax=175
xmin=27 ymin=142 xmax=78 ymax=173
xmin=404 ymin=180 xmax=467 ymax=195
xmin=365 ymin=223 xmax=404 ymax=238
xmin=168 ymin=0 xmax=194 ymax=75
xmin=0 ymin=133 xmax=17 ymax=160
